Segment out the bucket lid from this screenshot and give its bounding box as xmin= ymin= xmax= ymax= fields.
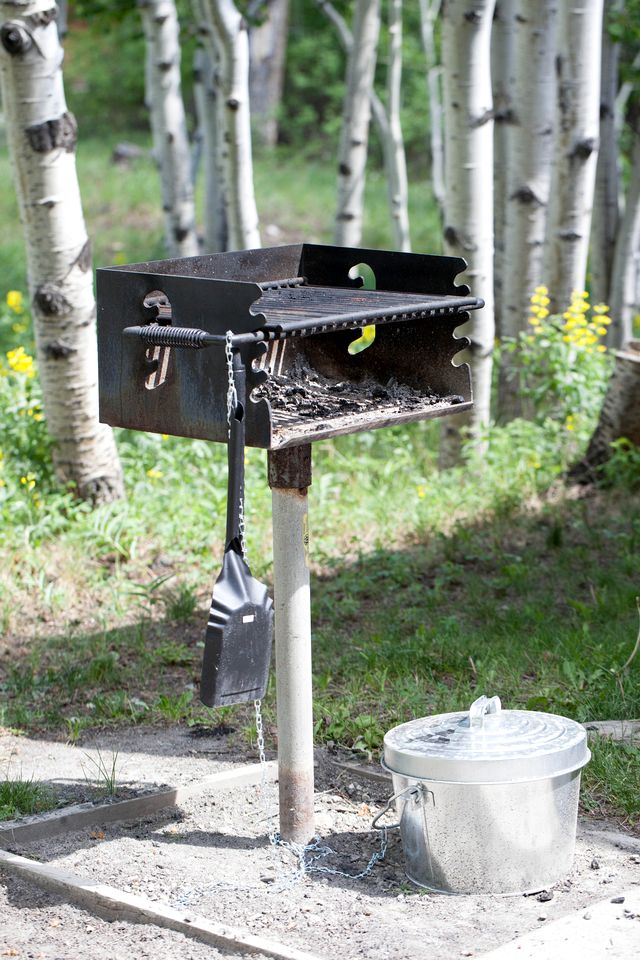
xmin=383 ymin=695 xmax=590 ymax=784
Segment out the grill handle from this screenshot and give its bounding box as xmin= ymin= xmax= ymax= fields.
xmin=122 ymin=325 xmax=259 ymax=348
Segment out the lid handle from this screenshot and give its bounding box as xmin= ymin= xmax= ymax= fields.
xmin=469 ymin=695 xmax=502 ymax=728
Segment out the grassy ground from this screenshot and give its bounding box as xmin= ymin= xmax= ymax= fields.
xmin=0 ymin=135 xmax=639 ymax=828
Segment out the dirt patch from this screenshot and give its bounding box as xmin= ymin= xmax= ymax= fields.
xmin=1 ymin=734 xmax=639 ymax=960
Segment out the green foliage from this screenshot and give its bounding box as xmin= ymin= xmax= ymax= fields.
xmin=0 ymin=775 xmax=57 ymax=821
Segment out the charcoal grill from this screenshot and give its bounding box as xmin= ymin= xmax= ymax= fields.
xmin=97 ymin=244 xmax=481 ymax=445
xmin=96 ymin=242 xmax=483 ymax=845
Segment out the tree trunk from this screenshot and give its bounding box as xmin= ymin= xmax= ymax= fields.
xmin=440 ymin=0 xmax=496 ymax=459
xmin=248 ymin=0 xmax=289 ymax=148
xmin=316 ymin=0 xmax=409 ymax=251
xmin=491 ymin=0 xmax=516 ymax=339
xmin=498 ymin=0 xmax=558 ymax=420
xmin=139 ymin=0 xmax=199 ymax=258
xmin=568 ymin=341 xmax=640 ymax=483
xmin=334 ymin=0 xmax=381 ymax=247
xmin=417 ymin=0 xmax=444 ymax=217
xmin=590 ymin=0 xmax=622 ymax=318
xmin=609 ymin=113 xmax=640 ymax=346
xmin=201 ymin=0 xmax=261 ymax=250
xmin=0 ymin=1 xmax=123 ymax=503
xmin=544 ymin=0 xmax=604 ymax=312
xmin=192 ymin=2 xmax=228 ymax=251
xmin=385 ymin=0 xmax=410 ymax=251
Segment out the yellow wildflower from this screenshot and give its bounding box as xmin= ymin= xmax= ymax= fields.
xmin=146 ymin=468 xmax=163 ymax=479
xmin=593 ymin=303 xmax=609 ymax=314
xmin=596 ymin=326 xmax=607 ymax=336
xmin=534 ymin=285 xmax=548 ymax=296
xmin=7 ymin=346 xmax=35 ymax=378
xmin=533 ymin=326 xmax=544 ymax=334
xmin=6 ymin=290 xmax=24 ymax=314
xmin=20 ymin=473 xmax=36 ymax=490
xmin=417 ymin=485 xmax=426 ymax=499
xmin=530 ymin=294 xmax=542 ymax=305
xmin=161 ymin=434 xmax=169 ymax=441
xmin=536 ymin=308 xmax=549 ymax=319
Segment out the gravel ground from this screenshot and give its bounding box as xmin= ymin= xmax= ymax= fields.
xmin=1 ymin=728 xmax=638 ymax=960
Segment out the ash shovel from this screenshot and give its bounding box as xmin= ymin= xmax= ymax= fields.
xmin=200 ymin=350 xmax=274 ymax=707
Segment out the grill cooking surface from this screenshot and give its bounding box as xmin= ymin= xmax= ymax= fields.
xmin=254 ymin=283 xmax=480 ymax=337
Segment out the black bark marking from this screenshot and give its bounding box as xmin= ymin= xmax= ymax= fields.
xmin=470 ymin=109 xmax=494 ymax=128
xmin=444 ymin=225 xmax=477 ymax=252
xmin=44 ymin=340 xmax=76 ymax=359
xmin=35 ymin=283 xmax=71 ymax=317
xmin=559 ymin=230 xmax=582 ymax=242
xmin=339 ymin=163 xmax=351 ymax=176
xmin=0 ymin=20 xmax=33 ymax=55
xmin=72 ymin=239 xmax=92 ymax=273
xmin=26 ymin=112 xmax=78 ymax=154
xmin=27 ymin=9 xmax=58 ymax=29
xmin=337 ymin=212 xmax=355 ymax=221
xmin=226 ymin=98 xmax=240 ymax=111
xmin=173 ymin=226 xmax=189 ymax=243
xmin=494 ymin=108 xmax=517 ymax=125
xmin=464 ymin=11 xmax=481 ymax=24
xmin=571 ymin=137 xmax=597 ymax=160
xmin=511 ymin=185 xmax=542 ymax=206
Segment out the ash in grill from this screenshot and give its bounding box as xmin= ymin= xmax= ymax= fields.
xmin=97 ymin=243 xmax=483 ymax=448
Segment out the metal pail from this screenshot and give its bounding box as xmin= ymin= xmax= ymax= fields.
xmin=381 ymin=696 xmax=590 ymax=895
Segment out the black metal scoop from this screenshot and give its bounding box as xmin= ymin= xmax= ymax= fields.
xmin=200 ymin=351 xmax=274 ymax=707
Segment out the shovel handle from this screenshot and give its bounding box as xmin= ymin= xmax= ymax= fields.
xmin=226 ymin=350 xmax=246 ymax=551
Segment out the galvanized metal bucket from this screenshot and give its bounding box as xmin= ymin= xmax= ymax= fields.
xmin=379 ymin=696 xmax=590 ymax=895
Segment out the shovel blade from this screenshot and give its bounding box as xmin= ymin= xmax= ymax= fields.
xmin=200 ymin=547 xmax=274 ymax=707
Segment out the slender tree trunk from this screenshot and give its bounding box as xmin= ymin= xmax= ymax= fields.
xmin=0 ymin=1 xmax=123 ymax=503
xmin=334 ymin=0 xmax=381 ymax=247
xmin=440 ymin=0 xmax=496 ymax=459
xmin=316 ymin=0 xmax=409 ymax=250
xmin=248 ymin=0 xmax=289 ymax=148
xmin=384 ymin=0 xmax=410 ymax=251
xmin=202 ymin=0 xmax=261 ymax=249
xmin=139 ymin=0 xmax=199 ymax=258
xmin=569 ymin=340 xmax=640 ymax=483
xmin=544 ymin=0 xmax=604 ymax=312
xmin=491 ymin=0 xmax=516 ymax=339
xmin=417 ymin=0 xmax=444 ymax=217
xmin=610 ymin=114 xmax=640 ymax=346
xmin=192 ymin=3 xmax=228 ymax=251
xmin=498 ymin=0 xmax=558 ymax=419
xmin=590 ymin=0 xmax=622 ymax=317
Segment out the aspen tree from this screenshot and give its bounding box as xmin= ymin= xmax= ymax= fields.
xmin=498 ymin=0 xmax=558 ymax=419
xmin=0 ymin=0 xmax=123 ymax=503
xmin=491 ymin=0 xmax=516 ymax=338
xmin=201 ymin=0 xmax=261 ymax=249
xmin=139 ymin=0 xmax=199 ymax=258
xmin=334 ymin=0 xmax=381 ymax=247
xmin=248 ymin=0 xmax=289 ymax=148
xmin=441 ymin=0 xmax=495 ymax=457
xmin=544 ymin=0 xmax=604 ymax=311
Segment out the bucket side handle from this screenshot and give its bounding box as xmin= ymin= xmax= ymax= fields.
xmin=371 ymin=785 xmax=422 ymax=831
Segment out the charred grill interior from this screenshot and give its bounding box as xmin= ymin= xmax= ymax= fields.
xmin=97 ymin=243 xmax=483 ymax=449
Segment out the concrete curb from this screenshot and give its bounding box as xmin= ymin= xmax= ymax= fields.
xmin=0 ymin=761 xmax=276 ymax=848
xmin=0 ymin=847 xmax=324 ymax=960
xmin=475 ymin=888 xmax=640 ymax=959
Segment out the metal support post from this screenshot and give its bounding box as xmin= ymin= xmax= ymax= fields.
xmin=268 ymin=444 xmax=314 ymax=845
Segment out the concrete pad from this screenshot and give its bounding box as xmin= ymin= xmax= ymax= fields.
xmin=476 ymin=889 xmax=640 ymax=959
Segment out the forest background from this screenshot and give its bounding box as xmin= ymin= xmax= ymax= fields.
xmin=0 ymin=0 xmax=639 ymax=825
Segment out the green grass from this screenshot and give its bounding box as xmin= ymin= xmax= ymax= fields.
xmin=0 ymin=775 xmax=57 ymax=821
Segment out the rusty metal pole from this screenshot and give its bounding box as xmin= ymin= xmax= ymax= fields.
xmin=268 ymin=444 xmax=315 ymax=844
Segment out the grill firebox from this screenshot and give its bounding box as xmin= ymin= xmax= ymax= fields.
xmin=97 ymin=243 xmax=482 ymax=447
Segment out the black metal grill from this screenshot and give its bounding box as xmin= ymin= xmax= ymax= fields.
xmin=97 ymin=243 xmax=482 ymax=449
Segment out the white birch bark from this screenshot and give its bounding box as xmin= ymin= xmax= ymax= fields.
xmin=610 ymin=119 xmax=640 ymax=346
xmin=201 ymin=0 xmax=260 ymax=250
xmin=192 ymin=4 xmax=228 ymax=252
xmin=498 ymin=0 xmax=558 ymax=419
xmin=385 ymin=0 xmax=410 ymax=251
xmin=590 ymin=0 xmax=622 ymax=313
xmin=418 ymin=0 xmax=444 ymax=216
xmin=491 ymin=0 xmax=516 ymax=338
xmin=334 ymin=0 xmax=381 ymax=247
xmin=248 ymin=0 xmax=289 ymax=148
xmin=441 ymin=0 xmax=495 ymax=455
xmin=569 ymin=340 xmax=640 ymax=483
xmin=0 ymin=0 xmax=123 ymax=503
xmin=543 ymin=0 xmax=604 ymax=312
xmin=316 ymin=0 xmax=410 ymax=250
xmin=139 ymin=0 xmax=199 ymax=258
